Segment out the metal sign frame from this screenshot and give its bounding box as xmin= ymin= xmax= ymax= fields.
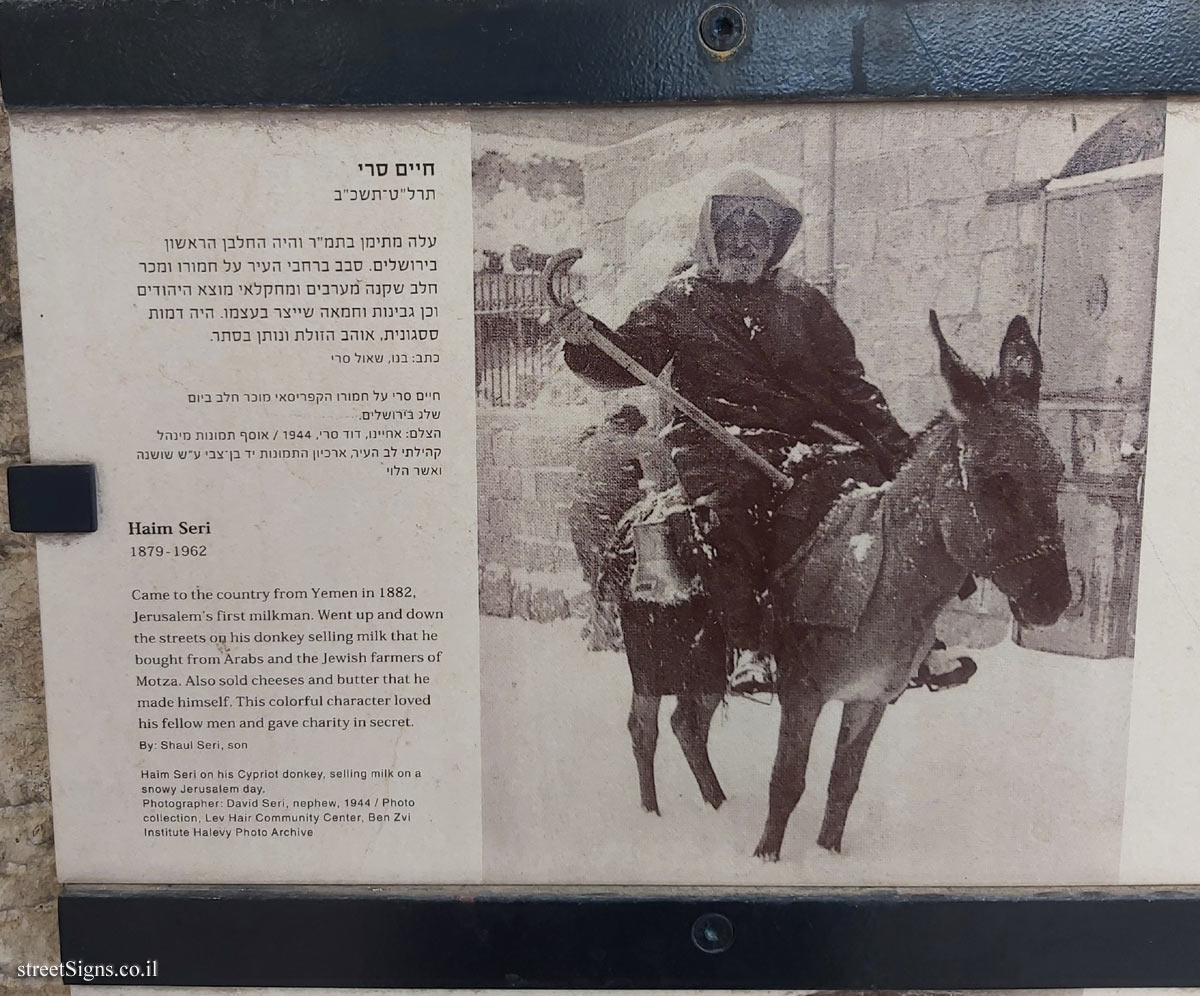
xmin=4 ymin=0 xmax=1200 ymax=986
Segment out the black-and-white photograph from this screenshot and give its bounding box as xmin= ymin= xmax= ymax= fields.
xmin=473 ymin=100 xmax=1161 ymax=884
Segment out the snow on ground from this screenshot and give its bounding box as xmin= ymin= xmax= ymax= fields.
xmin=481 ymin=617 xmax=1133 ymax=885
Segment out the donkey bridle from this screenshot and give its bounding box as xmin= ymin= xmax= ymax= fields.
xmin=978 ymin=535 xmax=1065 ymax=580
xmin=951 ymin=423 xmax=1065 ymax=582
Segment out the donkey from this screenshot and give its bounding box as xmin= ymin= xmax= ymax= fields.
xmin=616 ymin=312 xmax=1072 ymax=859
xmin=752 ymin=311 xmax=1071 ymax=859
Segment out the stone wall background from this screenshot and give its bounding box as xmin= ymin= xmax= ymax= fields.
xmin=476 ymin=406 xmax=596 ymax=622
xmin=0 ymin=103 xmax=63 ymax=990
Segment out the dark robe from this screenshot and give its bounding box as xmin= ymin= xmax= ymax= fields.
xmin=565 ymin=273 xmax=909 ymax=651
xmin=564 ymin=171 xmax=910 ymax=651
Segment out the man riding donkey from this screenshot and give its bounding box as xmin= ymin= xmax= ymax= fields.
xmin=550 ymin=168 xmax=976 ymax=695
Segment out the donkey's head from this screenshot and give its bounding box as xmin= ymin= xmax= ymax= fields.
xmin=929 ymin=311 xmax=1071 ymax=628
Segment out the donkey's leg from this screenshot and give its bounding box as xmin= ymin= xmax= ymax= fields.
xmin=671 ymin=693 xmax=726 ymax=810
xmin=753 ymin=685 xmax=824 ymax=861
xmin=817 ymin=700 xmax=887 ymax=853
xmin=628 ymin=692 xmax=662 ymax=815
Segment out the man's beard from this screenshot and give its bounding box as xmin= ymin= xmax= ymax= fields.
xmin=717 ymin=258 xmax=767 ymax=283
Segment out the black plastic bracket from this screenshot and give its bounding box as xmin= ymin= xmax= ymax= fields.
xmin=6 ymin=463 xmax=98 ymax=533
xmin=56 ymin=888 xmax=1200 ymax=988
xmin=0 ymin=0 xmax=1198 ymax=108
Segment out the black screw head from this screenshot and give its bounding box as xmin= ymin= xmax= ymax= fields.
xmin=691 ymin=912 xmax=735 ymax=954
xmin=698 ymin=4 xmax=747 ymax=54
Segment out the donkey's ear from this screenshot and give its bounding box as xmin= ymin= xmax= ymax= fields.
xmin=929 ymin=310 xmax=989 ymax=417
xmin=996 ymin=315 xmax=1042 ymax=409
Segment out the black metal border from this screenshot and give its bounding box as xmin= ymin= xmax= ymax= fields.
xmin=11 ymin=1 xmax=1200 ymax=989
xmin=1 ymin=0 xmax=1199 ymax=108
xmin=56 ymin=888 xmax=1200 ymax=988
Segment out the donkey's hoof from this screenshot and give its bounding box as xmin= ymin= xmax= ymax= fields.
xmin=642 ymin=802 xmax=662 ymax=816
xmin=705 ymin=790 xmax=727 ymax=811
xmin=817 ymin=835 xmax=843 ymax=854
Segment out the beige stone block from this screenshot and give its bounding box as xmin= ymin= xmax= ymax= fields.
xmin=0 ymin=549 xmax=43 ymax=702
xmin=511 ymin=580 xmax=532 ymax=619
xmin=1018 ymin=201 xmax=1047 ymax=247
xmin=927 ymin=274 xmax=980 ymax=322
xmin=905 ymin=142 xmax=988 ymax=206
xmin=800 ymin=185 xmax=831 ymax=222
xmin=538 ymin=430 xmax=587 ymax=469
xmin=0 ymin=902 xmax=61 ymax=979
xmin=0 ymin=699 xmax=50 ymax=808
xmin=497 ymin=468 xmax=522 ymax=501
xmin=843 ymin=103 xmax=1025 ymax=158
xmin=534 ymin=467 xmax=574 ymax=504
xmin=2 ymin=973 xmax=70 ymax=994
xmin=519 ymin=500 xmax=560 ymax=543
xmin=490 ymin=428 xmax=515 ymax=466
xmin=520 ymin=469 xmax=538 ymax=504
xmin=0 ymin=186 xmax=21 ymax=346
xmin=834 ymin=260 xmax=893 ymax=314
xmin=478 ymin=523 xmax=511 ymax=566
xmin=552 ymin=541 xmax=582 ymax=573
xmin=801 ymin=111 xmax=834 ymax=171
xmin=474 ymin=463 xmax=500 ymax=496
xmin=476 ymin=522 xmax=496 ymax=559
xmin=0 ymin=802 xmax=56 ymax=910
xmin=830 ymin=113 xmax=897 ymax=164
xmin=858 ymin=310 xmax=941 ymax=386
xmin=507 ymin=429 xmax=540 ymax=468
xmin=942 ymin=199 xmax=1020 ymax=256
xmin=472 ymin=404 xmax=501 ymax=432
xmin=966 ymin=131 xmax=1021 ymax=191
xmin=641 ymin=156 xmax=680 ymax=204
xmin=510 ymin=424 xmax=552 ymax=466
xmin=487 ymin=499 xmax=516 ymax=540
xmin=478 ymin=563 xmax=513 ymax=618
xmin=738 ymin=120 xmax=805 ymax=176
xmin=568 ymin=588 xmax=594 ymax=619
xmin=556 ymin=511 xmax=580 ymax=546
xmin=978 ymin=245 xmax=1039 ymax=320
xmin=924 ymin=104 xmax=1026 ymax=144
xmin=0 ymin=356 xmax=29 ymax=459
xmin=627 ymin=168 xmax=653 ymax=213
xmin=474 ymin=425 xmax=493 ymax=464
xmin=876 ymin=205 xmax=948 ymax=264
xmin=514 ymin=536 xmax=548 ymax=573
xmin=839 ymin=259 xmax=948 ymax=342
xmin=836 ymin=210 xmax=878 ymax=263
xmin=834 ymin=152 xmax=909 ymax=215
